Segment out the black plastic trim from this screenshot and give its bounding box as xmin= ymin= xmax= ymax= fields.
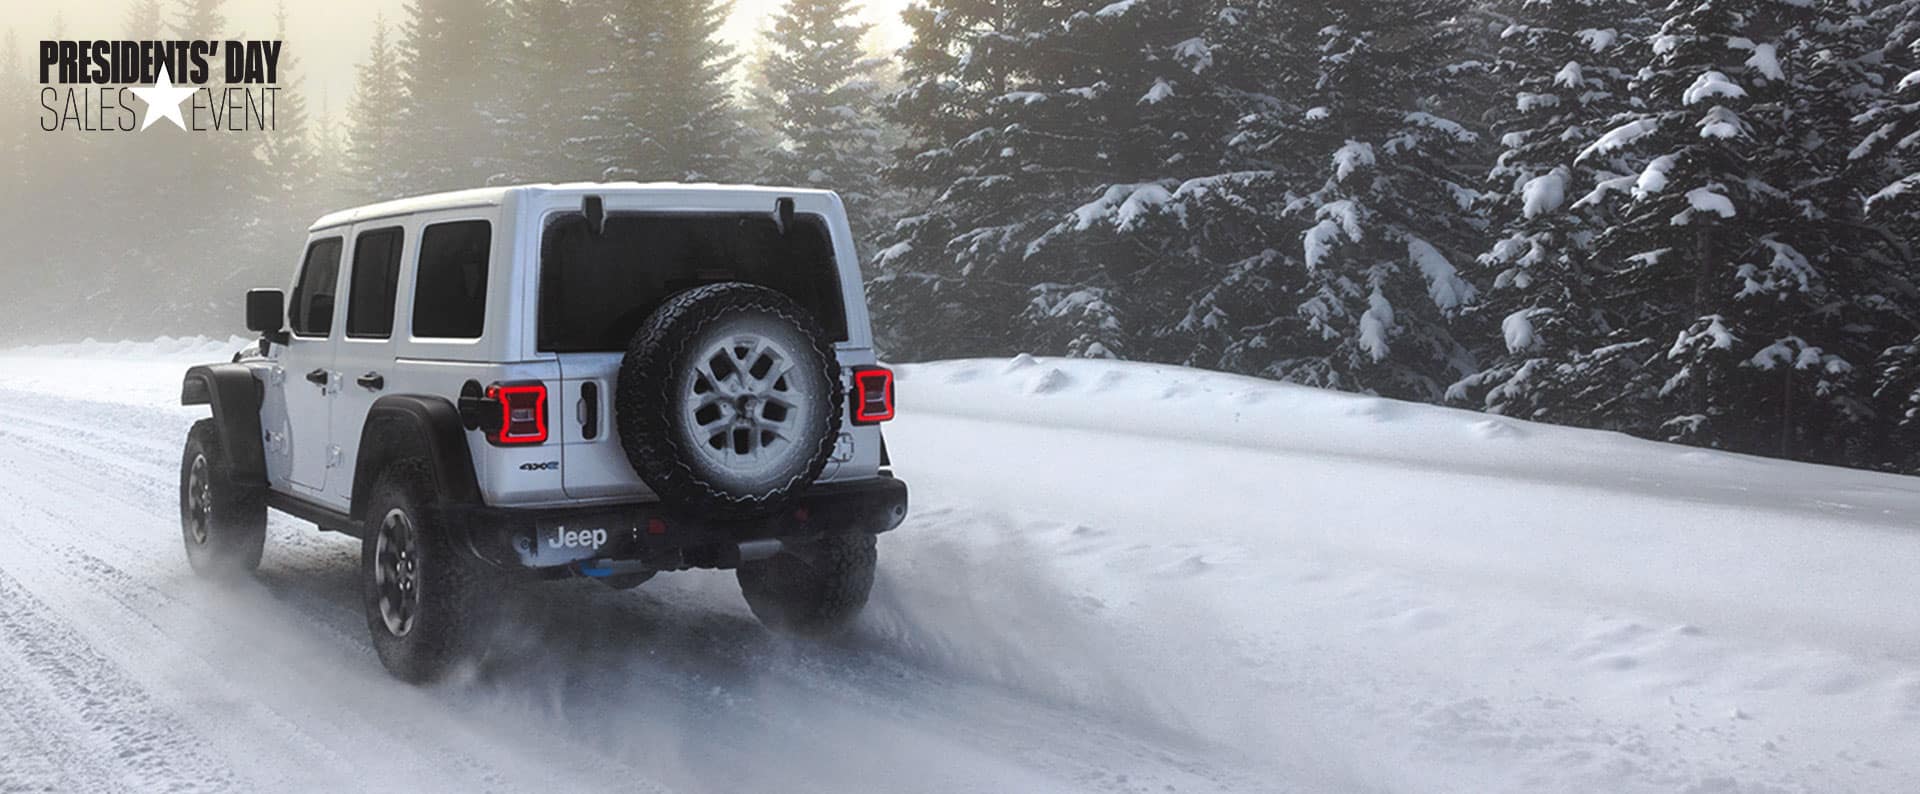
xmin=453 ymin=475 xmax=909 ymax=571
xmin=267 ymin=490 xmax=360 ymax=537
xmin=181 ymin=364 xmax=267 ymax=486
xmin=350 ymin=394 xmax=483 ymax=521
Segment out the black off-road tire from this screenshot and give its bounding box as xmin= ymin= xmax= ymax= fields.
xmin=360 ymin=459 xmax=500 ymax=684
xmin=737 ymin=534 xmax=877 ymax=637
xmin=616 ymin=282 xmax=842 ymax=519
xmin=179 ymin=419 xmax=267 ymax=580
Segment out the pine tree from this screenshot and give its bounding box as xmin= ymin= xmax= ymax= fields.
xmin=607 ymin=0 xmax=744 ymax=181
xmin=1234 ymin=0 xmax=1485 ymax=399
xmin=124 ymin=0 xmax=166 ymax=35
xmin=171 ymin=0 xmax=228 ymax=37
xmin=1448 ymin=0 xmax=1655 ymax=420
xmin=1855 ymin=0 xmax=1920 ymax=468
xmin=309 ymin=91 xmax=353 ymax=210
xmin=258 ymin=2 xmax=316 ymax=200
xmin=755 ymin=0 xmax=891 ymax=245
xmin=1858 ymin=0 xmax=1920 ymax=235
xmin=347 ymin=16 xmax=410 ymax=200
xmin=873 ymin=0 xmax=1231 ymax=360
xmin=497 ymin=0 xmax=605 ymax=183
xmin=1564 ymin=0 xmax=1893 ymax=459
xmin=397 ymin=0 xmax=513 ymax=192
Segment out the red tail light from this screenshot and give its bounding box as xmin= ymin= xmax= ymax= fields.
xmin=486 ymin=382 xmax=548 ymax=445
xmin=852 ymin=367 xmax=894 ymax=424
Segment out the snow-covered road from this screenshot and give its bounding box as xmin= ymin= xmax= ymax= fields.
xmin=1 ymin=339 xmax=1917 ymax=793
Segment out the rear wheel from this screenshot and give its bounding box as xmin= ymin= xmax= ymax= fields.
xmin=737 ymin=534 xmax=877 ymax=637
xmin=360 ymin=459 xmax=500 ymax=683
xmin=179 ymin=419 xmax=266 ymax=580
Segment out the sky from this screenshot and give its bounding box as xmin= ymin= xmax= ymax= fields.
xmin=5 ymin=0 xmax=914 ymax=120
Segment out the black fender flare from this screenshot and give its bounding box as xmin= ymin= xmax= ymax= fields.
xmin=350 ymin=395 xmax=483 ymax=522
xmin=181 ymin=364 xmax=267 ymax=487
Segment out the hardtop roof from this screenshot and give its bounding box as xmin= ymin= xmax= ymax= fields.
xmin=308 ymin=182 xmax=839 ymax=232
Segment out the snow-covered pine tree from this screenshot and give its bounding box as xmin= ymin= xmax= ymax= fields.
xmin=249 ymin=2 xmax=326 ymax=310
xmin=595 ymin=0 xmax=744 ymax=182
xmin=1448 ymin=0 xmax=1654 ymax=422
xmin=170 ymin=0 xmax=227 ymax=37
xmin=873 ymin=0 xmax=1229 ymax=360
xmin=1857 ymin=0 xmax=1920 ymax=237
xmin=258 ymin=2 xmax=316 ymax=201
xmin=1569 ymin=0 xmax=1892 ymax=460
xmin=498 ymin=0 xmax=605 ymax=183
xmin=1853 ymin=0 xmax=1920 ymax=469
xmin=346 ymin=17 xmax=411 ymax=201
xmin=124 ymin=0 xmax=166 ymax=34
xmin=873 ymin=0 xmax=1082 ymax=359
xmin=1234 ymin=0 xmax=1485 ymax=399
xmin=397 ymin=0 xmax=513 ymax=192
xmin=1012 ymin=0 xmax=1258 ymax=365
xmin=755 ymin=0 xmax=892 ymax=247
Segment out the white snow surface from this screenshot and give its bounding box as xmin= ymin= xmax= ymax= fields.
xmin=1686 ymin=186 xmax=1738 ymax=219
xmin=1521 ymin=168 xmax=1568 ymax=218
xmin=1502 ymin=309 xmax=1540 ymax=352
xmin=1577 ymin=118 xmax=1658 ymax=161
xmin=2 ymin=340 xmax=1920 ymax=792
xmin=1332 ymin=140 xmax=1376 ymax=181
xmin=1683 ymin=71 xmax=1746 ymax=105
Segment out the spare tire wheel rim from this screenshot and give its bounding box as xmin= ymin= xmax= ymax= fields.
xmin=684 ymin=330 xmax=809 ymax=477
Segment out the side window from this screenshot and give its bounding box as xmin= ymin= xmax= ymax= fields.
xmin=345 ymin=227 xmax=405 ymax=339
xmin=289 ymin=237 xmax=343 ymax=338
xmin=413 ymin=220 xmax=491 ymax=339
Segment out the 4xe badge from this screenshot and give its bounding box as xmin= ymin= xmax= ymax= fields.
xmin=548 ymin=527 xmax=607 ymax=550
xmin=520 ymin=461 xmax=559 ymax=471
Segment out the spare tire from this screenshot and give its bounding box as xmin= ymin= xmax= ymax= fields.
xmin=616 ymin=282 xmax=842 ymax=518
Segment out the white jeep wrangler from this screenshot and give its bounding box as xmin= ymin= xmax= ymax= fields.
xmin=179 ymin=184 xmax=905 ymax=682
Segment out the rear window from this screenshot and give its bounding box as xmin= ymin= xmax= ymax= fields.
xmin=412 ymin=220 xmax=491 ymax=339
xmin=538 ymin=212 xmax=847 ymax=352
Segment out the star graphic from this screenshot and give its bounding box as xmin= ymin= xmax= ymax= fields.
xmin=128 ymin=65 xmax=197 ymax=132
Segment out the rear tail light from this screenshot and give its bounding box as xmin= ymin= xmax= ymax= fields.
xmin=486 ymin=382 xmax=548 ymax=445
xmin=852 ymin=366 xmax=894 ymax=424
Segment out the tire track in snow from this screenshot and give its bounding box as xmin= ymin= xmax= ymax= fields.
xmin=0 ymin=569 xmax=239 ymax=793
xmin=0 ymin=372 xmax=1295 ymax=793
xmin=0 ymin=414 xmax=673 ymax=793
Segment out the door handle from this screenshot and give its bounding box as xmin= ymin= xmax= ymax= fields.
xmin=357 ymin=372 xmax=385 ymax=391
xmin=305 ymin=368 xmax=329 ymax=387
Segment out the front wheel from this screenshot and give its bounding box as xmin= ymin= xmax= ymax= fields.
xmin=737 ymin=534 xmax=877 ymax=637
xmin=179 ymin=419 xmax=267 ymax=579
xmin=360 ymin=459 xmax=499 ymax=683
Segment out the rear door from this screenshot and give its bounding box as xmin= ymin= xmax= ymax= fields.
xmin=542 ymin=207 xmax=851 ymax=499
xmin=280 ymin=236 xmax=345 ymax=496
xmin=327 ymin=223 xmax=407 ymax=507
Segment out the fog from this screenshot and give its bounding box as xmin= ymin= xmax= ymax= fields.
xmin=0 ymin=0 xmax=911 ymax=345
xmin=3 ymin=0 xmax=912 ymax=115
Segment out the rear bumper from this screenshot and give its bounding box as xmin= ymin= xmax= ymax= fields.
xmin=449 ymin=475 xmax=908 ymax=571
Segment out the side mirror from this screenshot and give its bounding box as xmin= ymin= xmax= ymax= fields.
xmin=246 ymin=289 xmax=285 ymax=334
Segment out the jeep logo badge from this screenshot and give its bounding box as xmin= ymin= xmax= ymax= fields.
xmin=548 ymin=526 xmax=607 ymax=550
xmin=520 ymin=461 xmax=559 ymax=471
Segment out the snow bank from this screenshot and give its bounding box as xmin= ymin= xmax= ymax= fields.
xmin=891 ymin=354 xmax=1915 ymax=507
xmin=886 ymin=354 xmax=1920 ymax=792
xmin=0 ymin=335 xmax=249 ymax=407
